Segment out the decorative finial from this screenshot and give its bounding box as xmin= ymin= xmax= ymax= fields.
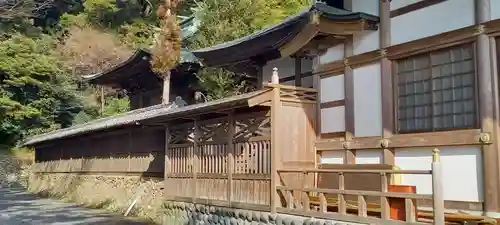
xmin=432 ymin=148 xmax=440 ymax=163
xmin=271 ymin=67 xmax=279 ymax=84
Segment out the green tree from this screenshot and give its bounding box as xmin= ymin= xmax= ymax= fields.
xmin=190 ymin=0 xmax=311 ymax=100
xmin=0 ymin=34 xmax=82 ymax=145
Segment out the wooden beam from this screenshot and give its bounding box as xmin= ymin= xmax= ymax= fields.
xmin=390 ymin=0 xmax=448 ymax=18
xmin=247 ymin=90 xmax=273 ymax=107
xmin=315 ymin=129 xmax=489 ymax=151
xmin=279 ymin=13 xmax=319 ymax=57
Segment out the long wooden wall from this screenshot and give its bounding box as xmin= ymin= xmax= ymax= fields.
xmin=166 ymin=110 xmax=272 ymax=208
xmin=34 ymin=126 xmax=165 ymax=176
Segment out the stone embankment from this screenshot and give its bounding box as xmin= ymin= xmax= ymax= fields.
xmin=0 ymin=150 xmax=27 ymax=187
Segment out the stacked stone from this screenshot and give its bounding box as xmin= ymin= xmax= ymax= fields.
xmin=0 ymin=151 xmax=22 ymax=187
xmin=162 ymin=202 xmax=353 ymax=225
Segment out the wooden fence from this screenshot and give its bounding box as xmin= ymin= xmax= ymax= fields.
xmin=165 ymin=110 xmax=272 ymax=209
xmin=33 ymin=126 xmax=165 ymax=176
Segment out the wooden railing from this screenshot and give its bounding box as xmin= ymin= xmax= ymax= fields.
xmin=275 ymin=149 xmax=444 ymax=225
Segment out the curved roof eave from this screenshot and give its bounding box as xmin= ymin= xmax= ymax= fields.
xmin=191 ymin=2 xmax=380 ymax=68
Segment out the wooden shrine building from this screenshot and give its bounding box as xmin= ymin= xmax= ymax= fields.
xmin=24 ymin=0 xmax=500 ymax=224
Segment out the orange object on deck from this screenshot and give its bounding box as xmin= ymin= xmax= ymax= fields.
xmin=388 ymin=185 xmax=417 ymax=221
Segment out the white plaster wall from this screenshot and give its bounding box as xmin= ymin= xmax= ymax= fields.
xmin=320 ymin=75 xmax=344 ymax=103
xmin=321 ymin=106 xmax=345 ymax=133
xmin=320 ymin=151 xmax=344 ymax=164
xmin=395 ymin=146 xmax=483 ymax=202
xmin=353 ymin=30 xmax=380 ymax=55
xmin=355 ymin=150 xmax=382 ymax=164
xmin=391 ymin=0 xmax=475 ymax=45
xmin=353 ymin=63 xmax=382 ymax=137
xmin=390 ymin=0 xmax=423 ymax=10
xmin=351 ymin=0 xmax=379 ymax=15
xmin=492 ymin=0 xmax=500 ymax=20
xmin=319 ymin=44 xmax=344 ymax=64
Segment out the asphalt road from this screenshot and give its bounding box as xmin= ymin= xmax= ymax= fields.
xmin=0 ymin=185 xmax=152 ymax=225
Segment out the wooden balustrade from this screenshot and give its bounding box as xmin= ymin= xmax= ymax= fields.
xmin=275 ymin=149 xmax=444 ymax=225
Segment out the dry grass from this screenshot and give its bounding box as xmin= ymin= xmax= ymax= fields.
xmin=10 ymin=147 xmax=35 ymax=166
xmin=56 ymin=26 xmax=133 ymax=77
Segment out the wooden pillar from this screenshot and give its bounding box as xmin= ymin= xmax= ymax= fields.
xmin=379 ymin=0 xmax=395 ymax=165
xmin=227 ymin=113 xmax=235 ymax=206
xmin=294 ymin=56 xmax=302 ymax=87
xmin=344 ymin=36 xmax=355 ymax=164
xmin=475 ymin=0 xmax=500 ymax=217
xmin=270 ymin=68 xmax=281 ymax=214
xmin=164 ymin=125 xmax=170 ymax=198
xmin=256 ymin=65 xmax=264 ymax=90
xmin=192 ymin=119 xmax=199 ymax=203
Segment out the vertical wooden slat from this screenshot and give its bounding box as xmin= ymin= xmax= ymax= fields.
xmin=338 ymin=172 xmax=346 ymax=215
xmin=319 ymin=193 xmax=327 ymax=213
xmin=380 ymin=172 xmax=390 ymax=220
xmin=358 ymin=195 xmax=367 ymax=217
xmin=405 ymin=198 xmax=416 ymax=222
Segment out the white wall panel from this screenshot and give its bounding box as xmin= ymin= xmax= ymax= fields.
xmin=319 ymin=44 xmax=344 ymax=64
xmin=353 ymin=63 xmax=382 ymax=137
xmin=320 ymin=75 xmax=344 ymax=103
xmin=391 ymin=0 xmax=475 ymax=45
xmin=353 ymin=30 xmax=380 ymax=55
xmin=395 ymin=146 xmax=483 ymax=202
xmin=321 ymin=106 xmax=345 ymax=133
xmin=321 ymin=151 xmax=344 ymax=164
xmin=355 ymin=150 xmax=382 ymax=164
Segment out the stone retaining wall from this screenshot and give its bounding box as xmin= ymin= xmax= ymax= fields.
xmin=27 ymin=173 xmax=165 ymax=223
xmin=162 ymin=201 xmax=364 ymax=225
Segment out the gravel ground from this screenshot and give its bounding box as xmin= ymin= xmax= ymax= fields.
xmin=0 ymin=186 xmax=152 ymax=225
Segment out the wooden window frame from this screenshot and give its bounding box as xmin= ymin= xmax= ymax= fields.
xmin=392 ymin=42 xmax=480 ymax=134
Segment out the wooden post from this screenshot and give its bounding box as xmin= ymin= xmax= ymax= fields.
xmin=227 ymin=113 xmax=235 ymax=206
xmin=192 ymin=119 xmax=199 ymax=203
xmin=379 ymin=0 xmax=395 ymax=166
xmin=432 ymin=148 xmax=445 ymax=225
xmin=344 ymin=37 xmax=355 ymax=140
xmin=256 ymin=65 xmax=264 ymax=90
xmin=475 ymin=0 xmax=500 ymax=216
xmin=162 ymin=71 xmax=171 ymax=104
xmin=294 ymin=56 xmax=302 ymax=87
xmin=164 ymin=125 xmax=170 ymax=199
xmin=270 ymin=67 xmax=280 ymax=214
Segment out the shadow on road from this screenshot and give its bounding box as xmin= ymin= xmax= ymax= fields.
xmin=0 ymin=185 xmax=153 ymax=225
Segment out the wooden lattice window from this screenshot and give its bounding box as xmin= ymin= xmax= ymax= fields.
xmin=396 ymin=44 xmax=477 ymax=133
